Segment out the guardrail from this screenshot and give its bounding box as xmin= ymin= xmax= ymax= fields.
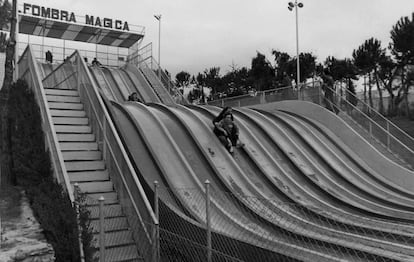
xmin=41 ymin=50 xmax=158 ymax=261
xmin=18 ymin=43 xmax=130 ymax=68
xmin=17 ymin=45 xmax=73 ymax=200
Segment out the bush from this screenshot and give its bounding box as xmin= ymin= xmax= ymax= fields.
xmin=7 ymin=79 xmax=82 ymax=261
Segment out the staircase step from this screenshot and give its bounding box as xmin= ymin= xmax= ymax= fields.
xmin=87 ymin=192 xmax=118 ymax=204
xmin=47 ymin=95 xmax=81 ymax=103
xmin=66 ymin=160 xmax=105 ymax=171
xmin=87 ymin=204 xmax=123 ymax=219
xmin=95 ymin=245 xmax=141 ymax=262
xmin=93 ymin=230 xmax=134 ymax=248
xmin=90 ymin=217 xmax=129 ymax=233
xmin=45 ymin=88 xmax=79 ymax=96
xmin=68 ymin=170 xmax=109 ymax=182
xmin=60 ymin=142 xmax=98 ymax=151
xmin=53 ymin=117 xmax=88 ymax=125
xmin=57 ymin=133 xmax=95 ymax=142
xmin=76 ymin=181 xmax=113 ymax=193
xmin=55 ymin=125 xmax=91 ymax=133
xmin=49 ymin=102 xmax=83 ymax=110
xmin=50 ymin=109 xmax=86 ymax=117
xmin=63 ymin=151 xmax=102 ymax=161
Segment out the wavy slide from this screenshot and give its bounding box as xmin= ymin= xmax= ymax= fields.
xmin=86 ymin=63 xmax=414 ymax=261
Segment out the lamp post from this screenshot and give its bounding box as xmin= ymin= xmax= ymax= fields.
xmin=288 ymin=1 xmax=303 ymax=98
xmin=154 ymin=14 xmax=161 ymax=79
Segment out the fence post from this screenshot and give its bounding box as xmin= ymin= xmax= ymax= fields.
xmin=205 ymin=180 xmax=212 ymax=262
xmin=318 ymin=84 xmax=322 ymax=105
xmin=102 ymin=118 xmax=107 ymax=162
xmin=99 ymin=196 xmax=105 ymax=262
xmin=153 ymin=181 xmax=160 ymax=262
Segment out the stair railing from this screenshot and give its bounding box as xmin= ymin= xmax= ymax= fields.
xmin=72 ymin=50 xmax=158 ymax=261
xmin=322 ymin=84 xmax=414 ymax=167
xmin=336 ymin=85 xmax=414 ymax=151
xmin=18 ymin=45 xmax=73 ymax=201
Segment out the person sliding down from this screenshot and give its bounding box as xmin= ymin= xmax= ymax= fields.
xmin=214 ymin=113 xmax=242 ymax=154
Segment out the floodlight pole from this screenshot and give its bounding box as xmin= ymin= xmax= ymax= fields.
xmin=295 ymin=2 xmax=300 ymax=97
xmin=154 ymin=14 xmax=161 ymax=79
xmin=288 ymin=1 xmax=303 ymax=99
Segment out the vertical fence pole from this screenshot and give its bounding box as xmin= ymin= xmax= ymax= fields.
xmin=73 ymin=183 xmax=86 ymax=262
xmin=153 ymin=181 xmax=160 ymax=262
xmin=102 ymin=118 xmax=107 ymax=162
xmin=318 ymin=84 xmax=322 ymax=105
xmin=205 ymin=180 xmax=212 ymax=262
xmin=99 ymin=196 xmax=105 ymax=262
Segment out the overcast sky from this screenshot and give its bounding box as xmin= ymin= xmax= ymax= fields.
xmin=20 ymin=0 xmax=414 ymax=77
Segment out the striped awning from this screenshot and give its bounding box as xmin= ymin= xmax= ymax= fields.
xmin=18 ymin=14 xmax=144 ymax=48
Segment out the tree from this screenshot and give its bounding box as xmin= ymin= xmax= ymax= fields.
xmin=203 ymin=67 xmax=222 ymax=98
xmin=1 ymin=0 xmax=15 ymax=187
xmin=250 ymin=52 xmax=274 ymax=91
xmin=390 ymin=13 xmax=414 ymax=117
xmin=353 ymin=38 xmax=387 ymax=113
xmin=175 ymin=71 xmax=191 ymax=87
xmin=272 ymin=50 xmax=294 ymax=85
xmin=272 ymin=50 xmax=316 ymax=88
xmin=0 ymin=0 xmax=11 ymax=30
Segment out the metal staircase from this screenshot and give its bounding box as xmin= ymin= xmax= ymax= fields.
xmin=45 ymin=87 xmax=142 ymax=261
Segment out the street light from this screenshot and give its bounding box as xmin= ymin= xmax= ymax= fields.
xmin=154 ymin=14 xmax=162 ymax=78
xmin=288 ymin=1 xmax=303 ymax=98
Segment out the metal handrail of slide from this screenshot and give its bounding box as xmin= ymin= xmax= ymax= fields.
xmin=337 ymin=85 xmax=414 ymax=150
xmin=128 ymin=50 xmax=188 ymax=104
xmin=323 ymin=85 xmax=414 ymax=161
xmin=17 ymin=45 xmax=74 ymax=201
xmin=72 ymin=50 xmax=158 ymax=257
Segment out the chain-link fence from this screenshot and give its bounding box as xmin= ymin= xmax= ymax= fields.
xmin=150 ymin=184 xmax=414 ymax=262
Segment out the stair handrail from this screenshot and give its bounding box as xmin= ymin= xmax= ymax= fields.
xmin=337 ymin=85 xmax=414 ymax=149
xmin=323 ymin=84 xmax=414 ymax=159
xmin=18 ymin=45 xmax=74 ymax=201
xmin=73 ymin=50 xmax=158 ymax=253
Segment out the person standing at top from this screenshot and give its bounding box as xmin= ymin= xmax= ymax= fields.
xmin=45 ymin=50 xmax=53 ymax=63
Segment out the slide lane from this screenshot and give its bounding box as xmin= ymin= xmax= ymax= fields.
xmin=266 ymin=110 xmax=414 ymax=210
xmin=113 ymin=102 xmax=352 ymax=262
xmin=258 ymin=101 xmax=414 ymax=195
xmin=155 ymin=104 xmax=410 ymax=262
xmin=189 ymin=105 xmax=414 ymax=260
xmin=238 ymin=107 xmax=414 ymax=222
xmin=101 ymin=67 xmax=128 ymax=101
xmin=124 ymin=64 xmax=161 ymax=103
xmin=97 ymin=67 xmax=124 ymax=102
xmin=89 ymin=67 xmax=117 ymax=101
xmin=120 ymin=68 xmax=154 ymax=103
